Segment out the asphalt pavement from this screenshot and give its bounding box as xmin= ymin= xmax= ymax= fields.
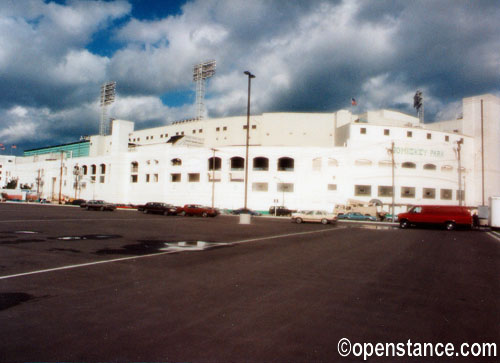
xmin=0 ymin=203 xmax=498 ymax=362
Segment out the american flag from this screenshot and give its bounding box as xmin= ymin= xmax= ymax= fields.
xmin=11 ymin=145 xmax=17 ymax=149
xmin=351 ymin=98 xmax=357 ymax=106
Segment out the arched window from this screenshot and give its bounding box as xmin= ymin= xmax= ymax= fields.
xmin=355 ymin=159 xmax=372 ymax=166
xmin=208 ymin=157 xmax=221 ymax=171
xmin=91 ymin=164 xmax=97 ymax=175
xmin=82 ymin=165 xmax=88 ymax=175
xmin=402 ymin=162 xmax=416 ymax=169
xmin=100 ymin=164 xmax=106 ymax=174
xmin=131 ymin=161 xmax=139 ymax=173
xmin=230 ymin=156 xmax=245 ymax=170
xmin=378 ymin=160 xmax=392 ymax=168
xmin=253 ymin=157 xmax=269 ymax=171
xmin=171 ymin=158 xmax=182 ymax=166
xmin=441 ymin=165 xmax=453 ymax=172
xmin=423 ymin=163 xmax=436 ymax=170
xmin=278 ymin=157 xmax=294 ymax=171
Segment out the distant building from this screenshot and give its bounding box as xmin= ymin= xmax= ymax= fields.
xmin=3 ymin=94 xmax=499 ymax=212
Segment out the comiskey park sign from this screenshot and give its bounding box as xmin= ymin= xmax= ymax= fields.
xmin=394 ymin=147 xmax=444 ymax=158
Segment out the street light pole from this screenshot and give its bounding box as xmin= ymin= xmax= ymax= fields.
xmin=243 ymin=71 xmax=255 ymax=210
xmin=211 ymin=148 xmax=218 ymax=209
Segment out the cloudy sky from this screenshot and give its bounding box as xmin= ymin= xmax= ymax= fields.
xmin=1 ymin=0 xmax=499 ymax=154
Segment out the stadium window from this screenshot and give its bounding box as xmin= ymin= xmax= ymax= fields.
xmin=360 ymin=128 xmax=366 ymax=134
xmin=277 ymin=183 xmax=294 ymax=193
xmin=423 ymin=163 xmax=436 ymax=170
xmin=154 ymin=174 xmax=158 ymax=183
xmin=216 ymin=127 xmax=220 ymax=132
xmin=445 ymin=135 xmax=449 ymax=142
xmin=402 ymin=162 xmax=416 ymax=169
xmin=401 ymin=186 xmax=415 ymax=198
xmin=384 ymin=129 xmax=390 ymax=136
xmin=423 ymin=188 xmax=436 ymax=199
xmin=230 ymin=156 xmax=245 ymax=170
xmin=441 ymin=189 xmax=452 ymax=200
xmin=199 ymin=129 xmax=203 ymax=133
xmin=208 ymin=157 xmax=222 ymax=171
xmin=146 ymin=174 xmax=150 ymax=183
xmin=252 ymin=182 xmax=268 ymax=192
xmin=327 ymin=184 xmax=337 ymax=191
xmin=223 ymin=126 xmax=227 ymax=131
xmin=378 ymin=186 xmax=393 ymax=197
xmin=253 ymin=157 xmax=269 ymax=171
xmin=252 ymin=125 xmax=257 ymax=129
xmin=277 ymin=157 xmax=294 ymax=171
xmin=171 ymin=173 xmax=181 ymax=182
xmin=354 ymin=185 xmax=371 ymax=196
xmin=131 ymin=175 xmax=138 ymax=183
xmin=188 ymin=173 xmax=200 ymax=182
xmin=427 ymin=133 xmax=432 ymax=139
xmin=407 ymin=131 xmax=412 ymax=138
xmin=243 ymin=125 xmax=248 ymax=130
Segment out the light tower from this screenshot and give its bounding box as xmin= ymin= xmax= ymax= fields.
xmin=193 ymin=60 xmax=216 ymax=120
xmin=413 ymin=90 xmax=424 ymax=123
xmin=100 ymin=81 xmax=116 ymax=135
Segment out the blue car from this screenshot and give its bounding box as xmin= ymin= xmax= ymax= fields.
xmin=337 ymin=212 xmax=376 ymax=221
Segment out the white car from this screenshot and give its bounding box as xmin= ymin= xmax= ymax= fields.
xmin=291 ymin=210 xmax=337 ymax=225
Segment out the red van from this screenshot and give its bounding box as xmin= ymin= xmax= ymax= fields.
xmin=398 ymin=205 xmax=472 ymax=230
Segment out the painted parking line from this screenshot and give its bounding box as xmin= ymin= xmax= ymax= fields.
xmin=0 ymin=218 xmax=156 ymax=224
xmin=0 ymin=227 xmax=343 ymax=281
xmin=487 ymin=231 xmax=500 ymax=242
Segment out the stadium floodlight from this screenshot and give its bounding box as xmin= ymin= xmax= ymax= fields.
xmin=413 ymin=90 xmax=424 ymax=123
xmin=100 ymin=81 xmax=116 ymax=135
xmin=193 ymin=60 xmax=216 ymax=120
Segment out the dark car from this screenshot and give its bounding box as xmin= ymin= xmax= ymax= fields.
xmin=142 ymin=202 xmax=179 ymax=215
xmin=84 ymin=200 xmax=116 ymax=211
xmin=178 ymin=204 xmax=218 ymax=217
xmin=232 ymin=208 xmax=262 ymax=216
xmin=269 ymin=206 xmax=295 ymax=216
xmin=68 ymin=199 xmax=86 ymax=206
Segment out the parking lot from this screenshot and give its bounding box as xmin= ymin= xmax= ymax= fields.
xmin=0 ymin=203 xmax=498 ymax=362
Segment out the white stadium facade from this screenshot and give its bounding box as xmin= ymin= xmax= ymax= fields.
xmin=1 ymin=94 xmax=499 ymax=214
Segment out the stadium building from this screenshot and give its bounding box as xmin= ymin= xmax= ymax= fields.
xmin=2 ymin=94 xmax=499 ymax=213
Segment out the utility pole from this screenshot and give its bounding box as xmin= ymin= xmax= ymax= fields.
xmin=456 ymin=139 xmax=464 ymax=206
xmin=58 ymin=151 xmax=64 ymax=204
xmin=243 ymin=71 xmax=255 ymax=210
xmin=211 ymin=148 xmax=218 ymax=209
xmin=387 ymin=142 xmax=396 ymax=222
xmin=480 ymin=99 xmax=485 ymax=206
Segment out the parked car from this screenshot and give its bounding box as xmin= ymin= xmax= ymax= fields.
xmin=84 ymin=200 xmax=116 ymax=211
xmin=269 ymin=206 xmax=295 ymax=216
xmin=142 ymin=202 xmax=179 ymax=215
xmin=291 ymin=210 xmax=337 ymax=225
xmin=337 ymin=212 xmax=376 ymax=221
xmin=398 ymin=205 xmax=472 ymax=231
xmin=382 ymin=213 xmax=399 ymax=222
xmin=232 ymin=208 xmax=262 ymax=216
xmin=67 ymin=199 xmax=86 ymax=206
xmin=179 ymin=204 xmax=218 ymax=217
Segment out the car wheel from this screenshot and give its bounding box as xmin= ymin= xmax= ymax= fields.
xmin=86 ymin=206 xmax=90 ymax=210
xmin=143 ymin=209 xmax=148 ymax=214
xmin=445 ymin=221 xmax=456 ymax=231
xmin=321 ymin=218 xmax=328 ymax=225
xmin=399 ymin=219 xmax=410 ymax=229
xmin=295 ymin=217 xmax=303 ymax=224
xmin=202 ymin=212 xmax=208 ymax=218
xmin=163 ymin=211 xmax=169 ymax=216
xmin=100 ymin=206 xmax=104 ymax=211
xmin=180 ymin=211 xmax=186 ymax=216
